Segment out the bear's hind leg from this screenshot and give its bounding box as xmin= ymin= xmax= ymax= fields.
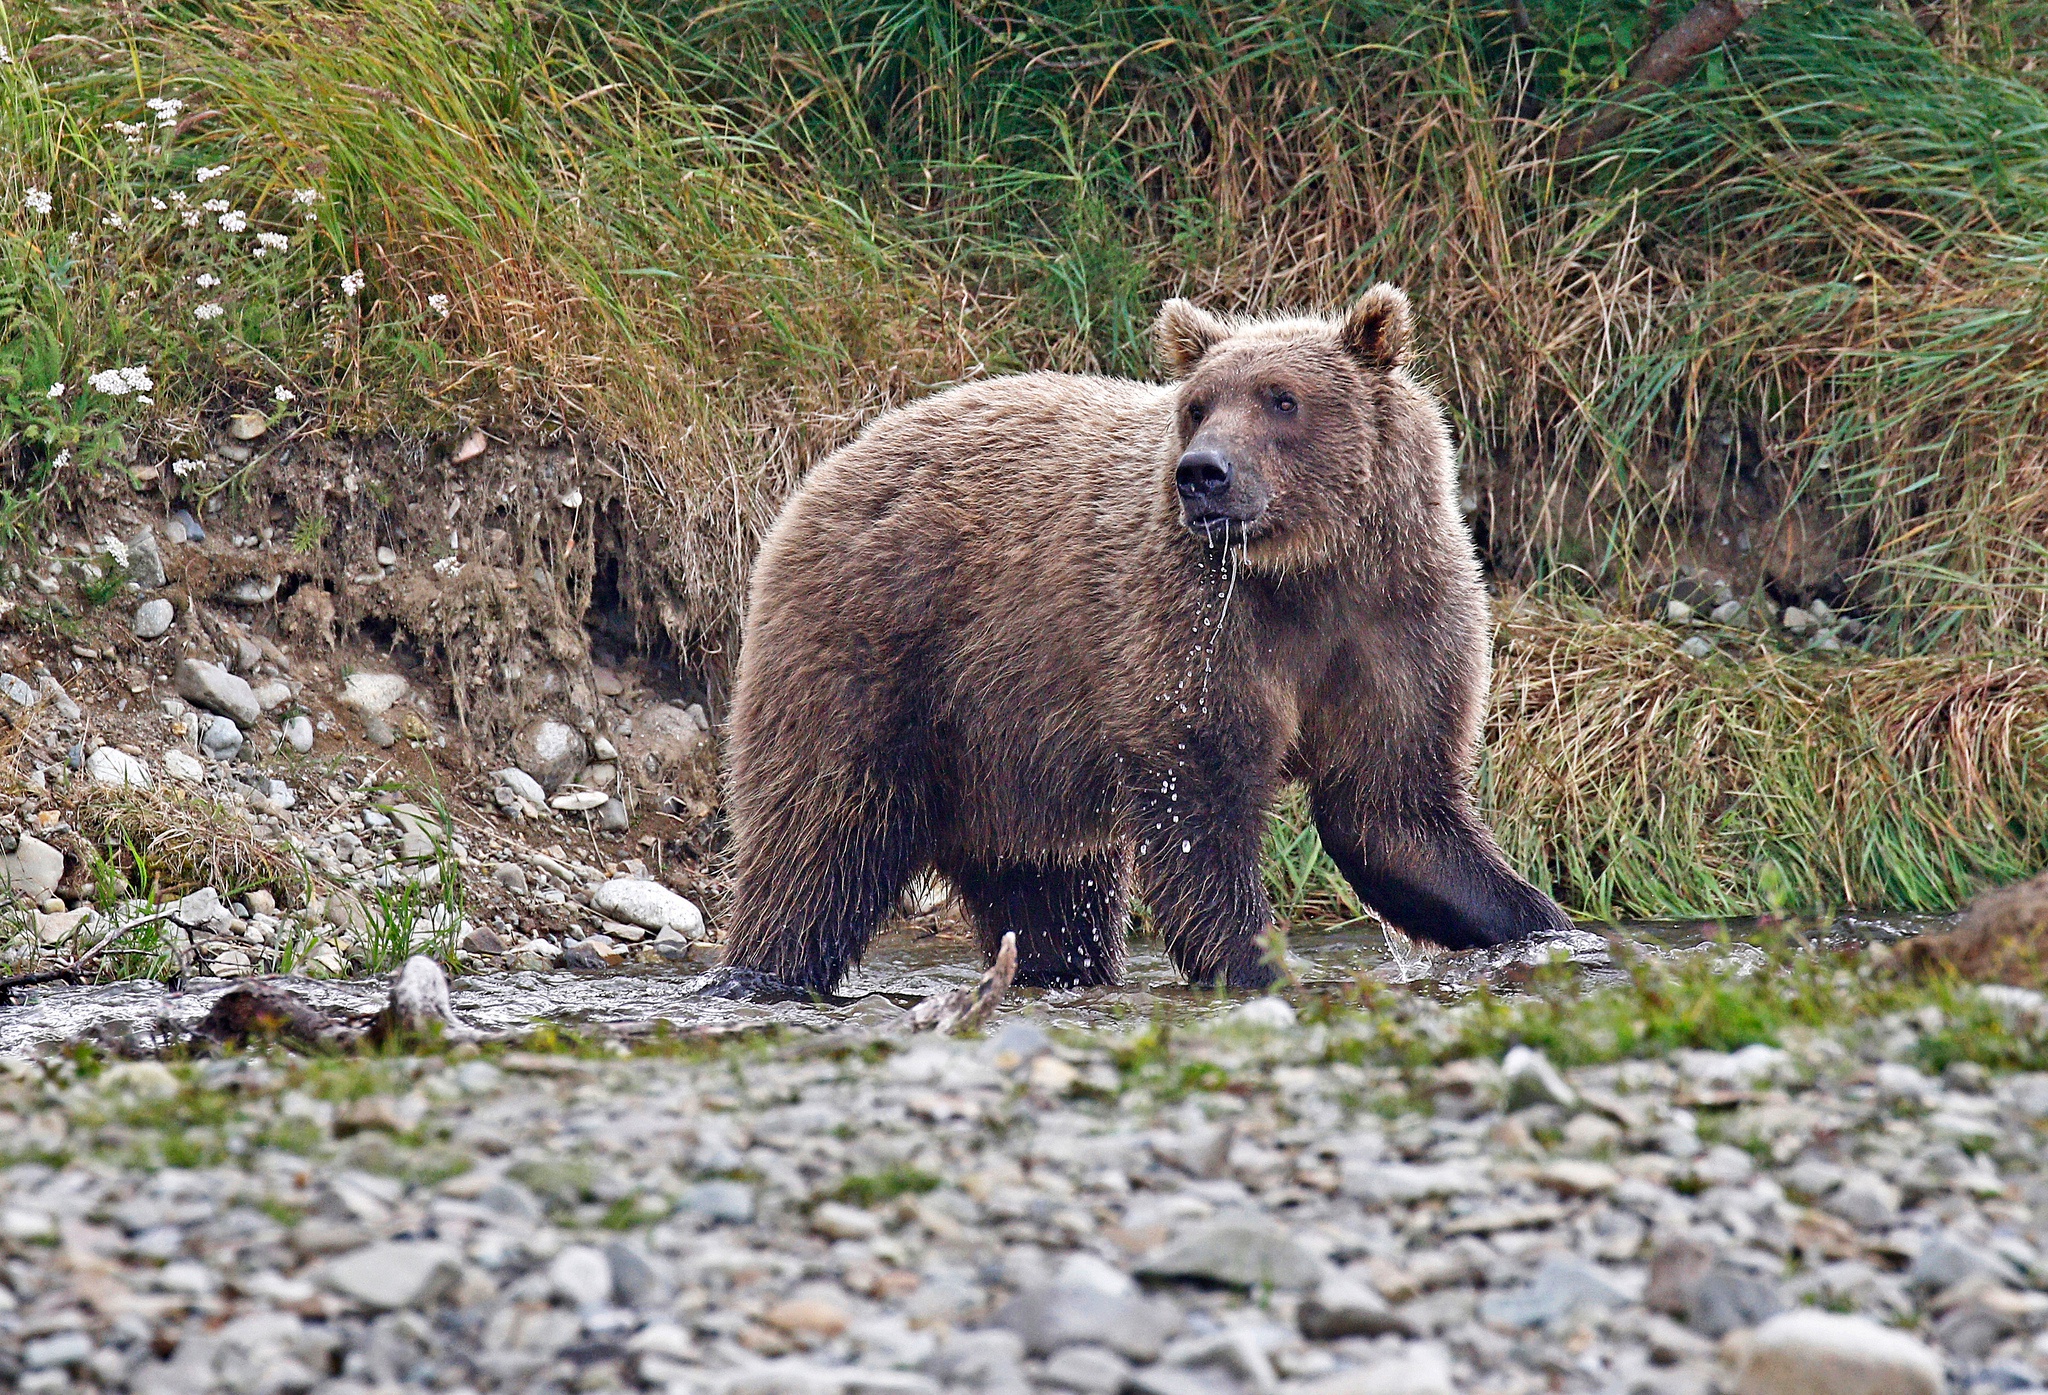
xmin=945 ymin=854 xmax=1128 ymax=988
xmin=717 ymin=790 xmax=930 ymax=997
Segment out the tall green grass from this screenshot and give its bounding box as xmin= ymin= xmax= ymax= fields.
xmin=6 ymin=0 xmax=2048 ymax=921
xmin=8 ymin=0 xmax=2048 ymax=650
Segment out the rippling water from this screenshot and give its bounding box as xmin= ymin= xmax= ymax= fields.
xmin=0 ymin=911 xmax=1950 ymax=1057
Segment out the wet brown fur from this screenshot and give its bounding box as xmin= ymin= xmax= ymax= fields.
xmin=720 ymin=287 xmax=1571 ymax=994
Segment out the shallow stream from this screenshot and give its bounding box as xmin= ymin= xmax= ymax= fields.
xmin=0 ymin=912 xmax=1947 ymax=1058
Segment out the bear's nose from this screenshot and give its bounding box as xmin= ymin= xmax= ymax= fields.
xmin=1175 ymin=450 xmax=1232 ymax=500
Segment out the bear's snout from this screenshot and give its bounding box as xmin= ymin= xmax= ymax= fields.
xmin=1175 ymin=449 xmax=1232 ymax=500
xmin=1176 ymin=447 xmax=1268 ymax=534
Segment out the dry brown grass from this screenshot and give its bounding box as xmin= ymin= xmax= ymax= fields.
xmin=1483 ymin=603 xmax=2048 ymax=918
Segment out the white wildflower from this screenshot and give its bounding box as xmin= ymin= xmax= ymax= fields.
xmin=290 ymin=188 xmax=319 ymax=205
xmin=136 ymin=395 xmax=154 ymax=405
xmin=24 ymin=187 xmax=52 ymax=215
xmin=339 ymin=270 xmax=366 ymax=297
xmin=195 ymin=164 xmax=230 ymax=182
xmin=111 ymin=119 xmax=146 ymax=147
xmin=432 ymin=555 xmax=463 ymax=578
xmin=202 ymin=198 xmax=229 ymax=213
xmin=45 ymin=383 xmax=63 ymax=398
xmin=51 ymin=450 xmax=71 ymax=471
xmin=272 ymin=385 xmax=295 ymax=403
xmin=86 ymin=365 xmax=154 ymax=396
xmin=195 ymin=272 xmax=221 ymax=288
xmin=427 ymin=293 xmax=451 ymax=318
xmin=145 ymin=96 xmax=183 ymax=126
xmin=193 ymin=302 xmax=225 ymax=321
xmin=181 ymin=210 xmax=202 ymax=228
xmin=101 ymin=535 xmax=131 ymax=568
xmin=169 ymin=190 xmax=187 ymax=206
xmin=0 ymin=42 xmax=12 ymax=64
xmin=150 ymin=197 xmax=167 ymax=210
xmin=171 ymin=458 xmax=207 ymax=478
xmin=255 ymin=231 xmax=288 ymax=252
xmin=218 ymin=209 xmax=247 ymax=233
xmin=102 ymin=212 xmax=126 ymax=228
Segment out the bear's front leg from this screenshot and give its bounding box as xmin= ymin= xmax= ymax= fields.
xmin=1310 ymin=770 xmax=1571 ymax=949
xmin=1127 ymin=784 xmax=1278 ymax=991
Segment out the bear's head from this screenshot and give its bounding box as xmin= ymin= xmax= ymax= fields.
xmin=1152 ymin=286 xmax=1454 ymax=572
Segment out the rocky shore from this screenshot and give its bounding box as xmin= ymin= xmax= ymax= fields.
xmin=3 ymin=988 xmax=2045 ymax=1395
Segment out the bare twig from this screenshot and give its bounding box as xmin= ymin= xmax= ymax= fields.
xmin=1554 ymin=0 xmax=1768 ymax=160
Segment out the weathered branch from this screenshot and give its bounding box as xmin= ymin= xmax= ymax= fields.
xmin=1554 ymin=0 xmax=1767 ymax=160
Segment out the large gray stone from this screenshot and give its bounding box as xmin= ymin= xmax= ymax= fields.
xmin=1297 ymin=1346 xmax=1455 ymax=1395
xmin=1726 ymin=1311 xmax=1942 ymax=1395
xmin=337 ymin=672 xmax=408 ymax=717
xmin=175 ymin=658 xmax=261 ymax=728
xmin=196 ymin=714 xmax=243 ymax=762
xmin=1299 ymin=1273 xmax=1414 ymax=1339
xmin=86 ymin=747 xmax=153 ymax=789
xmin=126 ymin=526 xmax=168 ymax=588
xmin=1477 ymin=1255 xmax=1629 ymax=1329
xmin=0 ymin=834 xmax=65 ymax=900
xmin=318 ymin=1240 xmax=461 ymax=1310
xmin=132 ymin=597 xmax=175 ymax=639
xmin=1137 ymin=1217 xmax=1320 ymax=1291
xmin=590 ymin=878 xmax=704 ymax=936
xmin=511 ymin=718 xmax=588 ymax=792
xmin=991 ymin=1285 xmax=1183 ymax=1361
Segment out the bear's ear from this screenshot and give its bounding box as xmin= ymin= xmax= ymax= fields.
xmin=1153 ymin=298 xmax=1229 ymax=378
xmin=1339 ymin=283 xmax=1412 ymax=370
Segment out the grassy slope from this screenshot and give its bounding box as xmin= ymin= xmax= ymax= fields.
xmin=4 ymin=0 xmax=2048 ymax=921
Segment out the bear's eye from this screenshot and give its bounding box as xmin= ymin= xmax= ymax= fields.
xmin=1186 ymin=402 xmax=1206 ymax=427
xmin=1271 ymin=390 xmax=1298 ymax=414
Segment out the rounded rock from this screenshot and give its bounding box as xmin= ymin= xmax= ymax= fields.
xmin=174 ymin=657 xmax=261 ymax=728
xmin=281 ymin=714 xmax=314 ymax=754
xmin=132 ymin=597 xmax=175 ymax=640
xmin=511 ymin=718 xmax=589 ymax=792
xmin=86 ymin=747 xmax=153 ymax=789
xmin=337 ymin=671 xmax=409 ymax=717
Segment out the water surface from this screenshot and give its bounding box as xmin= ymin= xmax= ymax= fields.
xmin=0 ymin=911 xmax=1948 ymax=1057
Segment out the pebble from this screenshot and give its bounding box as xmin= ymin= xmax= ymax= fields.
xmin=550 ymin=789 xmax=609 ymax=812
xmin=196 ymin=712 xmax=244 ymax=761
xmin=318 ymin=1240 xmax=463 ymax=1310
xmin=132 ymin=596 xmax=175 ymax=638
xmin=174 ymin=657 xmax=261 ymax=727
xmin=548 ymin=1244 xmax=615 ymax=1308
xmin=1679 ymin=634 xmax=1715 ymax=659
xmin=162 ymin=748 xmax=206 ymax=783
xmin=493 ymin=862 xmax=530 ymax=895
xmin=363 ymin=713 xmax=396 ymax=748
xmin=1136 ymin=1216 xmax=1321 ymax=1290
xmin=1502 ymin=1044 xmax=1578 ymax=1110
xmin=496 ymin=767 xmax=548 ymax=805
xmin=281 ymin=714 xmax=314 ymax=753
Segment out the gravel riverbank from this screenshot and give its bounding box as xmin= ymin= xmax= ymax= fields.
xmin=4 ymin=991 xmax=2046 ymax=1395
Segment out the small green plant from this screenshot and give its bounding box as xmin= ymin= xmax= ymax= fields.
xmin=78 ymin=551 xmax=129 ymax=606
xmin=289 ymin=513 xmax=332 ymax=554
xmin=830 ymin=1164 xmax=942 ymax=1207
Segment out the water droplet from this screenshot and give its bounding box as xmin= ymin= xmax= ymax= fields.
xmin=1180 ymin=839 xmax=1192 ymax=854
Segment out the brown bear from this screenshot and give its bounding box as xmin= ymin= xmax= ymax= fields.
xmin=710 ymin=286 xmax=1570 ymax=998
